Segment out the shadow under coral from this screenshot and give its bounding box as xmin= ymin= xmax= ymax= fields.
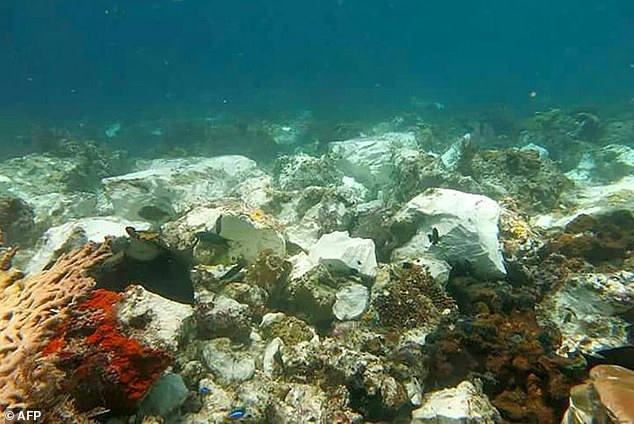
xmin=89 ymin=249 xmax=194 ymax=304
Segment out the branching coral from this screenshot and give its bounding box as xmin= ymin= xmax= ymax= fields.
xmin=1 ymin=242 xmax=111 ymax=410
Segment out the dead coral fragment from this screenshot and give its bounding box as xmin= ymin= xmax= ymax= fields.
xmin=375 ymin=265 xmax=456 ymax=330
xmin=468 ymin=148 xmax=569 ymax=212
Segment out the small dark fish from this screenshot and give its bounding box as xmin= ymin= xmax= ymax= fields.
xmin=401 ymin=261 xmax=414 ymax=269
xmin=584 ymin=346 xmax=634 ymax=370
xmin=427 ymin=227 xmax=440 ymax=245
xmin=219 ymin=261 xmax=246 ymax=283
xmin=214 ymin=214 xmax=223 ymax=234
xmin=138 ymin=205 xmax=170 ymax=222
xmin=228 ymin=408 xmax=245 ymax=420
xmin=125 ymin=226 xmax=138 ymax=238
xmin=200 ymin=386 xmax=211 ymax=395
xmin=195 ymin=231 xmax=229 ymax=246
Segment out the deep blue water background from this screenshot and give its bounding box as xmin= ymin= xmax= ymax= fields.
xmin=1 ymin=0 xmax=633 ymax=118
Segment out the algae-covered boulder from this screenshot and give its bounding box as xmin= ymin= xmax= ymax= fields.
xmin=328 ymin=132 xmax=418 ymax=189
xmin=26 ymin=216 xmax=149 ymax=274
xmin=537 ymin=270 xmax=634 ymax=357
xmin=103 ymin=156 xmax=261 ymax=222
xmin=309 ymin=231 xmax=377 ymax=279
xmin=391 ymin=188 xmax=506 ymax=279
xmin=161 ymin=203 xmax=285 ymax=264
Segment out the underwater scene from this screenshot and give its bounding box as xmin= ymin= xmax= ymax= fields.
xmin=1 ymin=0 xmax=634 ymax=423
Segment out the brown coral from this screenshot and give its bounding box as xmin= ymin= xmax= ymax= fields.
xmin=0 ymin=242 xmax=111 ymax=410
xmin=546 ymin=210 xmax=634 ymax=267
xmin=424 ymin=276 xmax=587 ymax=423
xmin=375 ymin=264 xmax=456 ymax=330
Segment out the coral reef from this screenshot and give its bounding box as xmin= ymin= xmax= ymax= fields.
xmin=425 ymin=276 xmax=587 ymax=423
xmin=4 ymin=107 xmax=634 ymax=423
xmin=0 ymin=242 xmax=111 ymax=410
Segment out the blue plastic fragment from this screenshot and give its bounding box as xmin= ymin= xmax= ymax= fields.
xmin=227 ymin=408 xmax=245 ymax=419
xmin=199 ymin=386 xmax=211 ymax=395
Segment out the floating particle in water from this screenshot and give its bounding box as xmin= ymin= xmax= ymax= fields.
xmin=228 ymin=408 xmax=245 ymax=419
xmin=529 ymin=91 xmax=538 ymax=98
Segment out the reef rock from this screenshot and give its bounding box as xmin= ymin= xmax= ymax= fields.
xmin=274 ymin=153 xmax=342 ymax=190
xmin=309 ymin=231 xmax=378 ymax=279
xmin=181 ymin=377 xmax=233 ymax=423
xmin=162 ymin=203 xmax=285 ymax=263
xmin=116 ymin=285 xmax=194 ymax=352
xmin=329 ymin=132 xmax=418 ymax=190
xmin=267 ymin=383 xmax=332 ymax=423
xmin=103 ymin=156 xmax=261 ymax=221
xmin=26 ymin=216 xmax=149 ymax=274
xmin=0 ymin=196 xmax=35 ymax=246
xmin=281 ymin=188 xmax=354 ymax=251
xmin=230 ymin=174 xmax=275 ymax=210
xmin=199 ymin=338 xmax=256 ymax=384
xmin=138 ymin=372 xmax=189 ymax=418
xmin=562 ymin=365 xmax=634 ymax=424
xmin=333 ymin=283 xmax=369 ymax=321
xmin=534 ymin=175 xmax=634 ymax=230
xmin=566 ymin=144 xmax=634 ymax=185
xmin=537 ymin=271 xmax=634 ymax=357
xmin=411 ymin=381 xmax=501 ymax=424
xmin=392 ymin=188 xmax=506 ymax=279
xmin=0 ymin=153 xmax=112 ymax=226
xmin=195 ymin=294 xmax=252 ymax=342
